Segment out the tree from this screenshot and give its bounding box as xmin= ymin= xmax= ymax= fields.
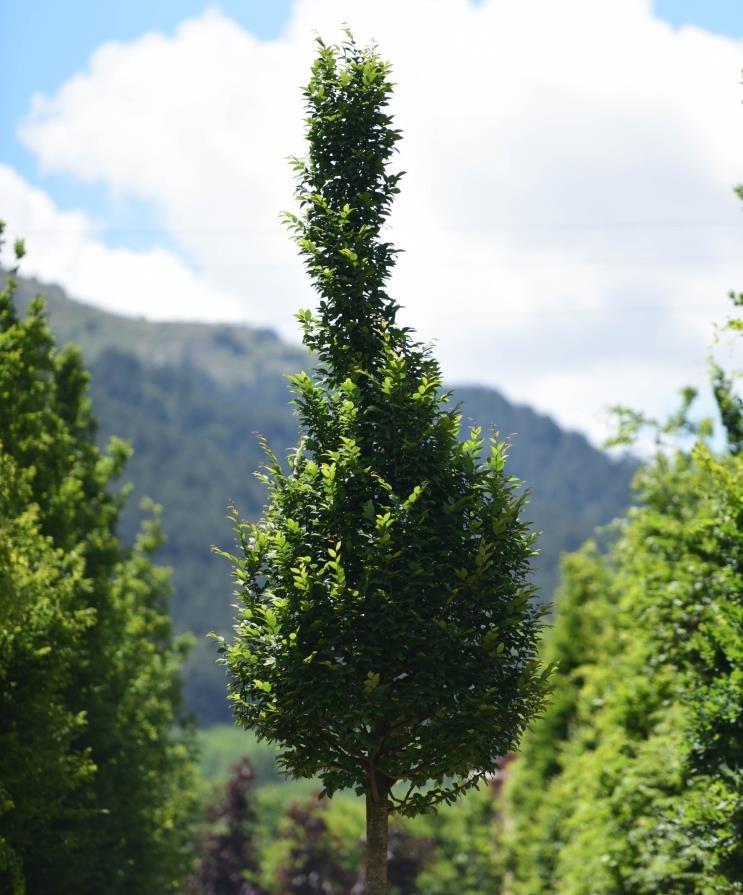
xmin=503 ymin=544 xmax=616 ymax=892
xmin=504 ymin=294 xmax=743 ymax=894
xmin=0 ymin=225 xmax=197 ymax=894
xmin=0 ymin=451 xmax=95 ymax=895
xmin=188 ymin=756 xmax=263 ymax=895
xmin=277 ymin=799 xmax=355 ymax=895
xmin=219 ymin=35 xmax=548 ymax=893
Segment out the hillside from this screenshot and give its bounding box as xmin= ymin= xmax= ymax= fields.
xmin=6 ymin=272 xmax=637 ymax=723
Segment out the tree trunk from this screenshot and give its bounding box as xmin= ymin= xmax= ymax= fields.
xmin=365 ymin=784 xmax=389 ymax=895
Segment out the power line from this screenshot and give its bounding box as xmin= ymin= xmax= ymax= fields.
xmin=11 ymin=219 xmax=743 ymax=235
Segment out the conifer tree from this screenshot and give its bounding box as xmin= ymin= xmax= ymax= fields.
xmin=220 ymin=35 xmax=548 ymax=894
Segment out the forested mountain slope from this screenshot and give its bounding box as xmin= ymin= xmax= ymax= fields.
xmin=6 ymin=272 xmax=636 ymax=722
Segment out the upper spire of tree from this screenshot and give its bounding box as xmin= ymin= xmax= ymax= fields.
xmin=284 ymin=33 xmax=405 ymax=382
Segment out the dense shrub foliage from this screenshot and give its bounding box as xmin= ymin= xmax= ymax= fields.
xmin=505 ymin=300 xmax=743 ymax=894
xmin=0 ymin=230 xmax=197 ymax=894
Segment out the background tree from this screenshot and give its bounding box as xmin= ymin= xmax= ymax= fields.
xmin=0 ymin=452 xmax=95 ymax=895
xmin=220 ymin=35 xmax=548 ymax=893
xmin=188 ymin=756 xmax=263 ymax=895
xmin=276 ymin=799 xmax=355 ymax=895
xmin=0 ymin=224 xmax=197 ymax=894
xmin=503 ymin=543 xmax=613 ymax=891
xmin=504 ymin=293 xmax=743 ymax=894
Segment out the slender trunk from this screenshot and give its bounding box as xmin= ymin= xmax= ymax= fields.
xmin=365 ymin=784 xmax=389 ymax=895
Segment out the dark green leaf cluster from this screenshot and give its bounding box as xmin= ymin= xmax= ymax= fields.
xmin=221 ymin=36 xmax=548 ymax=816
xmin=505 ymin=301 xmax=743 ymax=894
xmin=0 ymin=226 xmax=197 ymax=894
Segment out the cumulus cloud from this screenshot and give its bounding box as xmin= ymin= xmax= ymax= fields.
xmin=11 ymin=0 xmax=743 ymax=440
xmin=0 ymin=165 xmax=246 ymax=321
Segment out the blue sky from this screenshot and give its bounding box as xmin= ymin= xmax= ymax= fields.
xmin=656 ymin=0 xmax=743 ymax=35
xmin=0 ymin=1 xmax=291 ymax=245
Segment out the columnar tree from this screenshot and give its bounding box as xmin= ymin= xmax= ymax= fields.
xmin=220 ymin=35 xmax=548 ymax=894
xmin=0 ymin=226 xmax=197 ymax=894
xmin=0 ymin=448 xmax=95 ymax=895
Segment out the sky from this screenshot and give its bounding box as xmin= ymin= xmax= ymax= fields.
xmin=1 ymin=0 xmax=742 ymax=444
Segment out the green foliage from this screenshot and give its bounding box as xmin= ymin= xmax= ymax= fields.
xmin=409 ymin=781 xmax=504 ymax=894
xmin=505 ymin=297 xmax=743 ymax=893
xmin=1 ymin=272 xmax=634 ymax=726
xmin=0 ymin=454 xmax=96 ymax=895
xmin=220 ymin=34 xmax=548 ymax=821
xmin=504 ymin=544 xmax=616 ymax=891
xmin=0 ymin=226 xmax=197 ymax=894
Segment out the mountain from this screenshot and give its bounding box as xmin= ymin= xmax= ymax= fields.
xmin=5 ymin=272 xmax=637 ymax=723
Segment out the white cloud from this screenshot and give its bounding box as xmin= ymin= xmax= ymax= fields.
xmin=11 ymin=0 xmax=743 ymax=441
xmin=0 ymin=165 xmax=246 ymax=322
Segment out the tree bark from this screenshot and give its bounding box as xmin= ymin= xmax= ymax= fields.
xmin=365 ymin=783 xmax=389 ymax=895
